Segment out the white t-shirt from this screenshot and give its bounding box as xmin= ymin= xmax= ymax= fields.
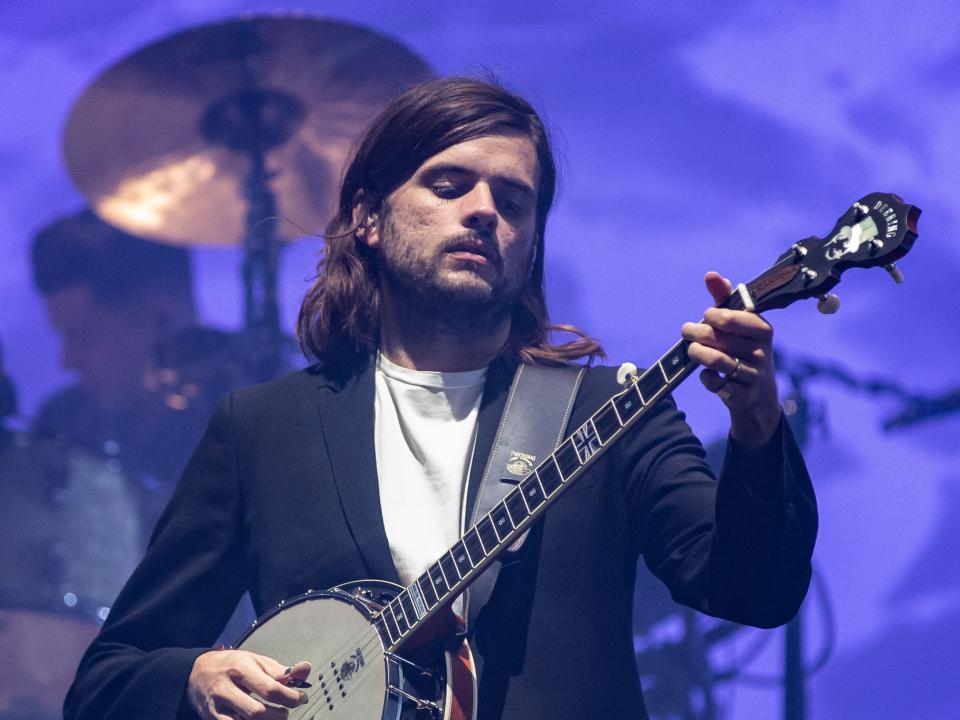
xmin=374 ymin=352 xmax=487 ymax=589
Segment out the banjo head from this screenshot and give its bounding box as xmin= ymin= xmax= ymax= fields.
xmin=238 ymin=587 xmax=395 ymax=719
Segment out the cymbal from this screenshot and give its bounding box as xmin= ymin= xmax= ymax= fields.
xmin=64 ymin=15 xmax=432 ymax=246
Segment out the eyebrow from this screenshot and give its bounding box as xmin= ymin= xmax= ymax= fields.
xmin=420 ymin=162 xmax=537 ymax=200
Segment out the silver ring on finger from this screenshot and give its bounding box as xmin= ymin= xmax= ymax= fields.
xmin=717 ymin=356 xmax=742 ymax=389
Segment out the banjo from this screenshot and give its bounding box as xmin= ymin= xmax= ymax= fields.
xmin=236 ymin=193 xmax=919 ymax=719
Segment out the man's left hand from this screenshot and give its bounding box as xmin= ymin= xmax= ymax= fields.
xmin=681 ymin=271 xmax=782 ymax=448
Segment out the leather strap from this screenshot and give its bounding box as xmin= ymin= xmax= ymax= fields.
xmin=463 ymin=362 xmax=585 ymax=630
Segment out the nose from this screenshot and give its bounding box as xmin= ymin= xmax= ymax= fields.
xmin=461 ymin=183 xmax=498 ymax=234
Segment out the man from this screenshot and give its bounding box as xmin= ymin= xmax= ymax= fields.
xmin=65 ymin=77 xmax=817 ymax=720
xmin=31 ymin=209 xmax=204 ymax=523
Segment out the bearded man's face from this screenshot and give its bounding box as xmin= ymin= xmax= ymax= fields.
xmin=361 ymin=133 xmax=540 ymax=318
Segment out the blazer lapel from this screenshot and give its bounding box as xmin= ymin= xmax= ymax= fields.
xmin=315 ymin=364 xmax=400 ymax=584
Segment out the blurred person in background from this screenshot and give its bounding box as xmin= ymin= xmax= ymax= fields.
xmin=30 ymin=209 xmax=204 ymax=535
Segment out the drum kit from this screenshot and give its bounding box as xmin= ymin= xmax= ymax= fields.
xmin=0 ymin=14 xmax=430 ymax=719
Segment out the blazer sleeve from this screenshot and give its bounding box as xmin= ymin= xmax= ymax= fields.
xmin=64 ymin=395 xmax=250 ymax=720
xmin=620 ymin=394 xmax=818 ymax=628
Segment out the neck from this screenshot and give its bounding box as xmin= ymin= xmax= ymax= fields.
xmin=377 ymin=290 xmax=510 ymax=372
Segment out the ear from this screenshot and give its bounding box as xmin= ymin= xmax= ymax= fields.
xmin=527 ymin=235 xmax=540 ymax=277
xmin=351 ymin=195 xmax=380 ymax=248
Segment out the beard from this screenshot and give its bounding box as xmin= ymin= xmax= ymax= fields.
xmin=375 ymin=211 xmax=531 ymax=333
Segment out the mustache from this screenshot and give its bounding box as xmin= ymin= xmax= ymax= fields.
xmin=440 ymin=232 xmax=502 ymax=266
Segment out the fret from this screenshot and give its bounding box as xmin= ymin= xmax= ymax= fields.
xmin=428 ymin=562 xmax=449 ymax=597
xmin=380 ymin=609 xmax=400 ymax=644
xmin=637 ymin=367 xmax=665 ymax=404
xmin=537 ymin=453 xmax=564 ymax=494
xmin=463 ymin=528 xmax=486 ymax=566
xmin=592 ymin=402 xmax=621 ymax=443
xmin=661 ymin=341 xmax=689 ymax=380
xmin=389 ymin=601 xmax=409 ymax=634
xmin=612 ymin=387 xmax=642 ymax=423
xmin=417 ymin=573 xmax=438 ymax=609
xmin=552 ymin=440 xmax=579 ymax=483
xmin=476 ymin=515 xmax=499 ymax=552
xmin=373 ymin=614 xmax=397 ymax=645
xmin=451 ymin=541 xmax=473 ymax=577
xmin=399 ymin=591 xmax=420 ymax=624
xmin=722 ymin=290 xmax=747 ymax=312
xmin=570 ymin=420 xmax=602 ymax=464
xmin=491 ymin=502 xmax=514 ymax=541
xmin=519 ymin=474 xmax=545 ymax=512
xmin=440 ymin=551 xmax=460 ymax=585
xmin=505 ymin=488 xmax=529 ymax=527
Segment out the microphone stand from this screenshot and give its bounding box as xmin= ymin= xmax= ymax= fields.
xmin=773 ymin=349 xmax=959 ymax=720
xmin=0 ymin=338 xmax=18 ymax=452
xmin=777 ymin=355 xmax=819 ymax=720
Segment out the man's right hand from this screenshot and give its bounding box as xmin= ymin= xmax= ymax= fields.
xmin=187 ymin=650 xmax=311 ymax=719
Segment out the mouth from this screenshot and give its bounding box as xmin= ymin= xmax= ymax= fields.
xmin=444 ymin=237 xmax=499 ymax=266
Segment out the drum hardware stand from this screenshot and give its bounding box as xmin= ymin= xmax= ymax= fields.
xmin=200 ymin=87 xmax=306 ymax=382
xmin=773 ymin=347 xmax=952 ymax=720
xmin=882 ymin=387 xmax=960 ymax=429
xmin=775 ymin=349 xmax=940 ymax=433
xmin=776 ymin=356 xmax=813 ymax=720
xmin=0 ymin=338 xmax=18 ymax=452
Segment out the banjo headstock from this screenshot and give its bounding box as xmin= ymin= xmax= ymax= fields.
xmin=740 ymin=193 xmax=920 ymax=314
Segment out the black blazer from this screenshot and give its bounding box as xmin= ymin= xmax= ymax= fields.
xmin=64 ymin=359 xmax=817 ymax=720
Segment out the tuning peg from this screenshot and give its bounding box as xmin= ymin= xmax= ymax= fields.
xmin=616 ymin=362 xmax=638 ymax=386
xmin=816 ymin=293 xmax=841 ymax=314
xmin=884 ymin=263 xmax=905 ymax=284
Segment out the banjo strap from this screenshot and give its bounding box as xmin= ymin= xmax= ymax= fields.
xmin=463 ymin=362 xmax=585 ymax=631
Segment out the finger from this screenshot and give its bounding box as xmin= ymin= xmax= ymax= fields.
xmin=686 ymin=342 xmax=755 ymax=379
xmin=704 ymin=271 xmax=733 ymax=306
xmin=699 ymin=364 xmax=751 ymax=394
xmin=257 ymin=655 xmax=312 ymax=683
xmin=243 ymin=657 xmax=309 ymax=709
xmin=201 ymin=697 xmax=239 ymax=720
xmin=701 ymin=307 xmax=773 ymax=342
xmin=284 ymin=661 xmax=312 ymax=684
xmin=213 ymin=682 xmax=289 ymax=720
xmin=699 ymin=369 xmax=735 ymax=401
xmin=681 ymin=323 xmax=770 ymax=362
xmin=207 ymin=710 xmax=239 ymax=720
xmin=264 ymin=658 xmax=312 ymax=693
xmin=699 ymin=368 xmax=725 ymax=391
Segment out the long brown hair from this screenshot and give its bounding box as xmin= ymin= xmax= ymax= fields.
xmin=297 ymin=77 xmax=603 ymax=371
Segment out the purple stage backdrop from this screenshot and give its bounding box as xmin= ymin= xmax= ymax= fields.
xmin=1 ymin=2 xmax=958 ymax=719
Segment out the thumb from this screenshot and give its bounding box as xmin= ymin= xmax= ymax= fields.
xmin=257 ymin=654 xmax=312 ymax=683
xmin=285 ymin=661 xmax=312 ymax=683
xmin=704 ymin=271 xmax=733 ymax=306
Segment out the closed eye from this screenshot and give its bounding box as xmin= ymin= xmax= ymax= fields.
xmin=431 ymin=183 xmax=463 ymax=199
